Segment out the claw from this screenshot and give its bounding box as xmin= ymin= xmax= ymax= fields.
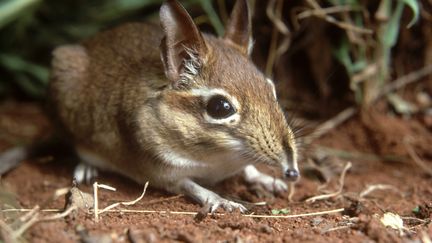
xmin=206 ymin=197 xmax=247 ymax=214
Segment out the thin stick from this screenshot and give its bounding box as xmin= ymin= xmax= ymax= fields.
xmin=403 ymin=139 xmax=432 ymax=177
xmin=12 ymin=212 xmax=39 ymax=239
xmin=305 ymin=161 xmax=352 ymax=203
xmin=93 ymin=182 xmax=99 ymax=223
xmin=379 ymin=64 xmax=432 ymax=99
xmin=2 ymin=207 xmax=345 ymax=219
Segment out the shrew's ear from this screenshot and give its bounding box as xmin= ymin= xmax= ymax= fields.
xmin=160 ymin=0 xmax=208 ymax=87
xmin=224 ymin=0 xmax=252 ymax=55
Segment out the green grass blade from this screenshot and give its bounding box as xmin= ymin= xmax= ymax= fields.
xmin=0 ymin=54 xmax=49 ymax=85
xmin=0 ymin=0 xmax=41 ymax=29
xmin=401 ymin=0 xmax=419 ymax=28
xmin=199 ymin=0 xmax=224 ymax=36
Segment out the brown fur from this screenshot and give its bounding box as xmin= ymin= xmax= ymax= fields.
xmin=49 ymin=0 xmax=297 ymax=191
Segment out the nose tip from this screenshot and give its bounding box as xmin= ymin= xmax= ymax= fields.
xmin=284 ymin=169 xmax=299 ymax=181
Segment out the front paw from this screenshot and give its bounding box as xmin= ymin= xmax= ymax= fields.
xmin=244 ymin=165 xmax=287 ymax=194
xmin=205 ymin=195 xmax=248 ymax=213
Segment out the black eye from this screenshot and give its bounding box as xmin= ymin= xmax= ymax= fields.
xmin=206 ymin=95 xmax=236 ymax=119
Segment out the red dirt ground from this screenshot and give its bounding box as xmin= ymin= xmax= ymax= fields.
xmin=0 ymin=100 xmax=431 ymax=242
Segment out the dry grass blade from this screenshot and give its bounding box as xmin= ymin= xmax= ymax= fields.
xmin=12 ymin=209 xmax=40 ymax=239
xmin=266 ymin=0 xmax=289 ymax=34
xmin=359 ymin=184 xmax=401 ymax=198
xmin=305 ymin=161 xmax=352 ymax=203
xmin=288 ymin=182 xmax=296 ymax=202
xmin=99 ymin=182 xmax=149 ymax=214
xmin=265 ymin=0 xmax=291 ymax=77
xmin=301 ymin=0 xmax=372 ymax=34
xmin=2 ymin=207 xmax=345 ymax=219
xmin=40 ymin=205 xmax=76 ymax=221
xmin=0 ymin=219 xmax=15 ymax=243
xmin=298 ymin=5 xmax=360 ymax=19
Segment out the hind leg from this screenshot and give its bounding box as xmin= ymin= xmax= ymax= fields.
xmin=73 ymin=163 xmax=98 ymax=184
xmin=74 ymin=147 xmax=114 ymax=184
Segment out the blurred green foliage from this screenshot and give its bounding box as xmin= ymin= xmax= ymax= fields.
xmin=0 ymin=0 xmax=422 ymax=108
xmin=0 ymin=0 xmax=222 ymax=99
xmin=331 ymin=0 xmax=420 ymax=105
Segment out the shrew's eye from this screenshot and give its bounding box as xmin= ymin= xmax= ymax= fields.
xmin=206 ymin=95 xmax=236 ymax=119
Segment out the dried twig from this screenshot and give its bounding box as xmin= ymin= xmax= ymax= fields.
xmin=310 ymin=107 xmax=357 ymax=140
xmin=305 ymin=161 xmax=352 ymax=203
xmin=313 ymin=65 xmax=432 ymax=139
xmin=288 ymin=182 xmax=296 ymax=202
xmin=403 ymin=138 xmax=432 ymax=177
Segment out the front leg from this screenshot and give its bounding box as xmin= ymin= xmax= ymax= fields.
xmin=174 ymin=178 xmax=247 ymax=213
xmin=243 ymin=165 xmax=288 ymax=193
